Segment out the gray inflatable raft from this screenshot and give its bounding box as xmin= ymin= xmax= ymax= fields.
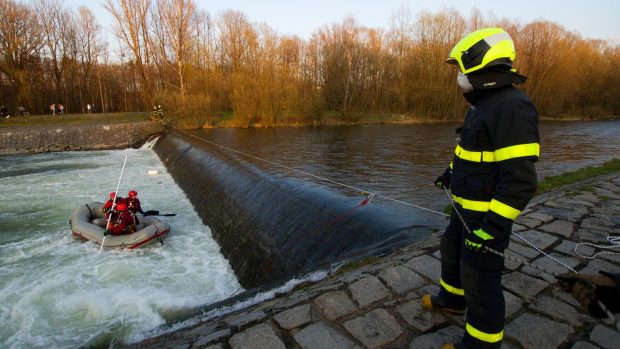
xmin=71 ymin=202 xmax=170 ymax=249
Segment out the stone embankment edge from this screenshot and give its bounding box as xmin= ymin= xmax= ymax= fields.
xmin=0 ymin=121 xmax=166 ymax=155
xmin=126 ymin=171 xmax=620 ymax=349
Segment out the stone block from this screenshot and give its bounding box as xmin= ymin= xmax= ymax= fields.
xmin=590 ymin=324 xmax=620 ymax=349
xmin=314 ymin=291 xmax=357 ymax=321
xmin=404 ymin=255 xmax=442 ymax=282
xmin=502 ymin=272 xmax=548 ymax=301
xmin=224 ymin=311 xmax=266 ymax=328
xmin=577 ymin=228 xmax=613 ymax=244
xmin=343 ymin=308 xmax=402 ymax=349
xmin=554 ymin=240 xmax=594 ymax=258
xmin=526 ymin=212 xmax=554 ymax=223
xmin=538 ymin=207 xmax=588 ymax=222
xmin=228 ymin=324 xmax=286 ymax=349
xmin=512 ymin=230 xmax=558 ymax=250
xmin=504 ymin=291 xmax=523 ymax=318
xmin=192 ymin=329 xmax=231 ymax=348
xmin=525 ymin=253 xmax=581 ymax=280
xmin=506 ymin=241 xmax=540 ymax=259
xmin=273 ymin=304 xmax=312 ymax=330
xmin=395 ymin=298 xmax=448 ymax=331
xmin=580 ymin=259 xmax=618 ymax=275
xmin=408 ymin=325 xmax=462 ymax=349
xmin=293 ymin=322 xmax=357 ymax=349
xmin=528 ymin=296 xmax=589 ymax=327
xmin=505 ymin=313 xmax=573 ymax=349
xmin=571 ymin=341 xmax=602 ymax=349
xmin=347 ymin=276 xmax=390 ymax=307
xmin=580 ymin=218 xmax=618 ymax=234
xmin=514 ymin=216 xmax=542 ymax=228
xmin=539 ymin=220 xmax=574 ymax=238
xmin=378 ymin=265 xmax=425 ymax=294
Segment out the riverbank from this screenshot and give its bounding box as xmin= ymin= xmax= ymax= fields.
xmin=125 ymin=171 xmax=620 ymax=349
xmin=0 ymin=120 xmax=165 ymax=155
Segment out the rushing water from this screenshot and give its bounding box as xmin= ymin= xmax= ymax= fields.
xmin=0 ymin=147 xmax=240 ymax=348
xmin=1 ymin=120 xmax=619 ymax=348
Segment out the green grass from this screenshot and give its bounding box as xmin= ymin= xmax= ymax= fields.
xmin=0 ymin=112 xmax=150 ymax=127
xmin=536 ymin=158 xmax=620 ymax=194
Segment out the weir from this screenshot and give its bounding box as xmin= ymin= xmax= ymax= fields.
xmin=153 ymin=131 xmax=428 ymax=288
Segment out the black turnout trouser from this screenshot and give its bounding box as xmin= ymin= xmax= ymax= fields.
xmin=439 ymin=210 xmax=507 ymax=349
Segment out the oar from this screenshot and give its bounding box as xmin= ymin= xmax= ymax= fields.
xmin=143 ymin=210 xmax=176 ymax=217
xmin=100 ymin=153 xmax=128 ymax=253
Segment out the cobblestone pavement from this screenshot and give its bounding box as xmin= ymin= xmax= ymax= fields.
xmin=128 ymin=173 xmax=620 ymax=349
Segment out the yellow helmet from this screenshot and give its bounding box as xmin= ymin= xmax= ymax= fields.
xmin=446 ymin=28 xmax=515 ymax=74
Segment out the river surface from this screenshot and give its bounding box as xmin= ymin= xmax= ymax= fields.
xmin=1 ymin=120 xmax=619 ymax=348
xmin=0 ymin=147 xmax=240 ymax=348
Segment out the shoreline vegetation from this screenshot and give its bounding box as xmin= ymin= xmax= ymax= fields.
xmin=1 ymin=111 xmax=617 ymax=129
xmin=1 ymin=2 xmax=618 ymax=129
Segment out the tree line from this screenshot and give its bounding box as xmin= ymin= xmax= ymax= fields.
xmin=1 ymin=0 xmax=618 ymax=127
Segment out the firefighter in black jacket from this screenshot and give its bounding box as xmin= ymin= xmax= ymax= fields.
xmin=422 ymin=28 xmax=540 ymax=349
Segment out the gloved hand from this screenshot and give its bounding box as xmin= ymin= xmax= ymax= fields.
xmin=464 ymin=228 xmax=494 ymax=252
xmin=557 ymin=271 xmax=618 ymax=317
xmin=435 ymin=169 xmax=452 ymax=189
xmin=103 ymin=230 xmax=110 ymax=236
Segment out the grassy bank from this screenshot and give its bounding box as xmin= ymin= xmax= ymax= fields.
xmin=536 ymin=158 xmax=620 ymax=194
xmin=0 ymin=112 xmax=149 ymax=127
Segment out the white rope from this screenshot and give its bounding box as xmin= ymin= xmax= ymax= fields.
xmin=574 ymin=235 xmax=620 ymax=259
xmin=100 ymin=152 xmax=128 ymax=253
xmin=177 ymin=130 xmax=449 ymax=217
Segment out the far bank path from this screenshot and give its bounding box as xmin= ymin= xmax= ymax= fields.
xmin=127 ymin=171 xmax=620 ymax=349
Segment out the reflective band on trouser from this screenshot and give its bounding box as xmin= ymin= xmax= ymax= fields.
xmin=454 ymin=145 xmax=495 ymax=162
xmin=440 ymin=278 xmax=464 ymax=296
xmin=494 ymin=143 xmax=540 ymax=161
xmin=489 ymin=199 xmax=521 ymax=220
xmin=466 ymin=323 xmax=504 ymax=343
xmin=452 ymin=195 xmax=490 ymax=213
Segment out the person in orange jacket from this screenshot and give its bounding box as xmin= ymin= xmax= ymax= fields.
xmin=102 ymin=192 xmax=126 ymax=215
xmin=105 ymin=203 xmax=137 ymax=235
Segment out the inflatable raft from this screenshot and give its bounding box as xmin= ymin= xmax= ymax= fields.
xmin=70 ymin=202 xmax=170 ymax=249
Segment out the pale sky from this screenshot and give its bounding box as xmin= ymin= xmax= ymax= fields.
xmin=70 ymin=0 xmax=620 ymax=49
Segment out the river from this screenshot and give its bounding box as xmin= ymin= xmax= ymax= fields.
xmin=1 ymin=120 xmax=619 ymax=348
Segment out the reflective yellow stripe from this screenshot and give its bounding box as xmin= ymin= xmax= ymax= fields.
xmin=452 ymin=195 xmax=490 ymax=212
xmin=454 ymin=145 xmax=495 ymax=162
xmin=466 ymin=323 xmax=504 ymax=343
xmin=449 ymin=161 xmax=453 ymax=170
xmin=473 ymin=228 xmax=494 ymax=240
xmin=440 ymin=278 xmax=464 ymax=296
xmin=494 ymin=143 xmax=540 ymax=161
xmin=489 ymin=199 xmax=521 ymax=220
xmin=454 ymin=143 xmax=539 ymax=163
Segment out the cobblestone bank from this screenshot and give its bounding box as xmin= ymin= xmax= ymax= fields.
xmin=129 ymin=172 xmax=620 ymax=349
xmin=0 ymin=121 xmax=165 ymax=154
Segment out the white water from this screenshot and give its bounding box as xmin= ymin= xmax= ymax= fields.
xmin=0 ymin=147 xmax=241 ymax=348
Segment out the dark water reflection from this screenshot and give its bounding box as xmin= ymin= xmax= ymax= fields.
xmin=189 ymin=120 xmax=620 ymax=222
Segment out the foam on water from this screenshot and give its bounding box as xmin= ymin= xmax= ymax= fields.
xmin=0 ymin=148 xmax=241 ymax=348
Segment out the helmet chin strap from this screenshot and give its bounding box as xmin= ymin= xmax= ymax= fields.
xmin=457 ymin=72 xmax=474 ymax=92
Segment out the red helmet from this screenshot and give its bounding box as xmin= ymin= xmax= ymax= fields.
xmin=116 ymin=203 xmax=127 ymax=211
xmin=109 ymin=192 xmax=116 ymax=199
xmin=128 ymin=190 xmax=138 ymax=198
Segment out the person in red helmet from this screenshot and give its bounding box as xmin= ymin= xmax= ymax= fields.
xmin=126 ymin=190 xmax=145 ymax=214
xmin=102 ymin=192 xmax=126 ymax=215
xmin=104 ymin=203 xmax=137 ymax=235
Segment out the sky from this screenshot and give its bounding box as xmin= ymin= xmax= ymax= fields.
xmin=70 ymin=0 xmax=620 ymax=50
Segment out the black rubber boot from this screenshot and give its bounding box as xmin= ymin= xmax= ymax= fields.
xmin=421 ymin=294 xmax=466 ymax=314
